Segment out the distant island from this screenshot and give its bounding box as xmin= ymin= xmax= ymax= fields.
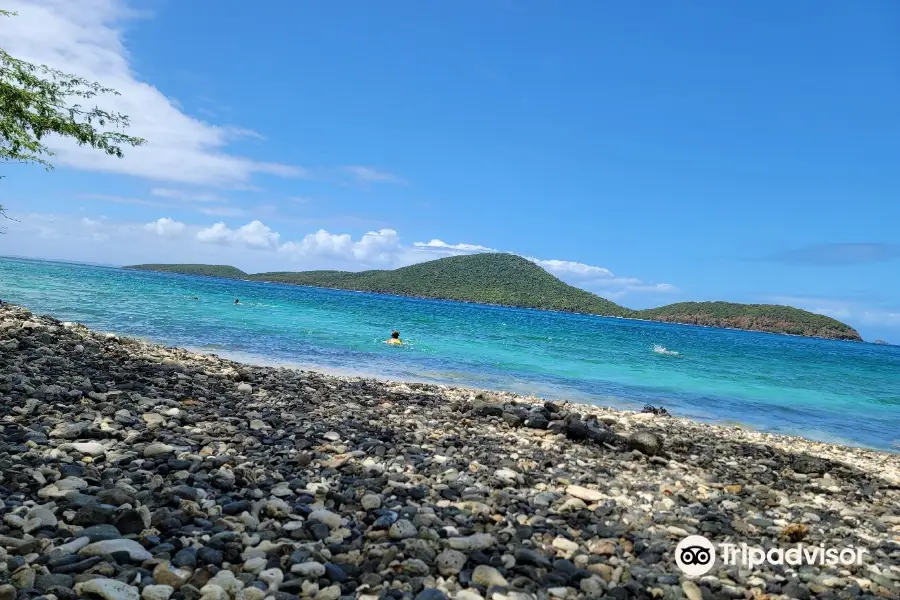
xmin=126 ymin=253 xmax=863 ymax=341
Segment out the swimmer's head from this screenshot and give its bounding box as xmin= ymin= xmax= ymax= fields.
xmin=391 ymin=330 xmax=400 ymax=339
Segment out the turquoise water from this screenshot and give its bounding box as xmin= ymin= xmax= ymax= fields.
xmin=2 ymin=256 xmax=899 ymax=450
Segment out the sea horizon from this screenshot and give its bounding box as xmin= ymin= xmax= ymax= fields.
xmin=3 ymin=255 xmax=899 ymax=452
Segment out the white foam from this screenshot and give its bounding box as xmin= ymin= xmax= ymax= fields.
xmin=652 ymin=344 xmax=680 ymax=356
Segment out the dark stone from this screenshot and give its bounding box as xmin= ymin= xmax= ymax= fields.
xmin=45 ymin=587 xmax=76 ymax=600
xmin=65 ymin=494 xmax=99 ymax=508
xmin=51 ymin=557 xmax=104 ymax=574
xmin=114 ymin=510 xmax=144 ymax=536
xmin=309 ymin=523 xmax=330 ymax=541
xmin=278 ymin=580 xmax=305 ymax=594
xmin=46 ymin=555 xmax=81 ymax=570
xmin=223 ymin=543 xmax=243 ymax=563
xmin=415 ymin=590 xmax=448 ymax=600
xmin=514 ymin=549 xmax=551 ymax=569
xmin=565 ymin=421 xmax=590 ymax=441
xmin=472 ymin=400 xmax=503 ymax=417
xmin=547 ymin=420 xmax=566 ymax=434
xmin=626 ymin=432 xmax=663 ymax=456
xmin=543 ymin=573 xmax=569 ymax=586
xmin=372 ymin=511 xmax=398 ymax=529
xmin=196 ymin=547 xmax=223 ymax=566
xmin=524 ymin=417 xmax=549 ymax=430
xmin=155 ymin=517 xmax=182 ymax=533
xmin=791 ymin=456 xmax=828 ymax=475
xmin=501 ymin=413 xmax=523 ymax=427
xmin=35 ymin=573 xmax=74 ymax=591
xmin=82 ymin=524 xmax=121 ymax=542
xmin=72 ymin=506 xmax=114 ymax=527
xmin=608 ymin=586 xmax=631 ymax=600
xmin=515 ymin=525 xmax=534 ymax=539
xmin=221 ymin=500 xmax=250 ymax=516
xmin=59 ymin=465 xmax=84 ymax=478
xmin=324 ymin=563 xmax=347 ymax=583
xmin=586 ymin=428 xmax=619 ymax=445
xmin=512 ymin=565 xmax=544 ymax=581
xmin=96 ymin=488 xmax=135 ymax=506
xmin=180 ymin=585 xmax=202 ymax=600
xmin=172 ymin=547 xmax=198 ymax=568
xmin=782 ymin=581 xmax=810 ymax=600
xmin=149 ymin=543 xmax=176 ymax=555
xmin=171 ymin=486 xmax=201 ymax=502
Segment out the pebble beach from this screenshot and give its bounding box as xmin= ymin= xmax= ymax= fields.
xmin=1 ymin=303 xmax=899 ymax=600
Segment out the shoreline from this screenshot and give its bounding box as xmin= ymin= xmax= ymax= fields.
xmin=2 ymin=302 xmax=900 ymax=600
xmin=5 ymin=300 xmax=898 ymax=466
xmin=172 ymin=344 xmax=891 ymax=455
xmin=3 ymin=293 xmax=894 ymax=454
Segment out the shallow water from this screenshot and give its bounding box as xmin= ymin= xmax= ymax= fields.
xmin=3 ymin=256 xmax=899 ymax=450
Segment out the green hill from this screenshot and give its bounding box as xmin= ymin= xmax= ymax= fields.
xmin=126 ymin=254 xmax=862 ymax=340
xmin=251 ymin=254 xmax=630 ymax=316
xmin=125 ymin=264 xmax=248 ymax=278
xmin=635 ymin=301 xmax=860 ymax=340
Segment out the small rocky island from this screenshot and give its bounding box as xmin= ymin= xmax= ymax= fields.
xmin=126 ymin=254 xmax=862 ymax=341
xmin=0 ymin=303 xmax=897 ymax=600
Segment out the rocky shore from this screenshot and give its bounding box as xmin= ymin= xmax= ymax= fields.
xmin=1 ymin=303 xmax=898 ymax=600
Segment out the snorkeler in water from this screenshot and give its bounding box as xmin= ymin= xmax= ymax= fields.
xmin=234 ymin=299 xmax=240 ymax=304
xmin=386 ymin=330 xmax=402 ymax=345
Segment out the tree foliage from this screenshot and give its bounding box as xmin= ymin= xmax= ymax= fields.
xmin=636 ymin=301 xmax=861 ymax=340
xmin=127 ymin=264 xmax=250 ymax=279
xmin=0 ymin=9 xmax=145 ymax=216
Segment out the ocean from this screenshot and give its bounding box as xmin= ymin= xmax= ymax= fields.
xmin=2 ymin=256 xmax=898 ymax=451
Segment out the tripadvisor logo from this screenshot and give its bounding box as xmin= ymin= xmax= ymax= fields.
xmin=675 ymin=535 xmax=868 ymax=577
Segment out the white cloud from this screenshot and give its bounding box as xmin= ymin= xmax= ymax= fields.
xmin=353 ymin=229 xmax=402 ymax=263
xmin=413 ymin=239 xmax=498 ymax=253
xmin=79 ymin=193 xmax=167 ymax=208
xmin=199 ymin=206 xmax=248 ymax=217
xmin=281 ymin=228 xmax=402 ymax=265
xmin=196 ymin=220 xmax=280 ymax=249
xmin=765 ymin=295 xmax=900 ymax=332
xmin=281 ymin=230 xmax=353 ymax=260
xmin=342 ymin=166 xmax=405 ymax=185
xmin=7 ymin=212 xmax=676 ymax=297
xmin=151 ymin=188 xmax=222 ymax=203
xmin=144 ymin=217 xmax=186 ymax=238
xmin=861 ymin=312 xmax=900 ymax=327
xmin=0 ymin=0 xmax=304 ymax=187
xmin=530 ymin=258 xmax=614 ymax=278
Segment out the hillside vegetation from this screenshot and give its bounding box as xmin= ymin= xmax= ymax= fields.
xmin=252 ymin=254 xmax=629 ymax=316
xmin=126 ymin=254 xmax=862 ymax=340
xmin=127 ymin=264 xmax=248 ymax=279
xmin=635 ymin=301 xmax=860 ymax=340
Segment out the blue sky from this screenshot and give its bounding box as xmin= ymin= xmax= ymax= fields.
xmin=1 ymin=0 xmax=898 ymax=341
